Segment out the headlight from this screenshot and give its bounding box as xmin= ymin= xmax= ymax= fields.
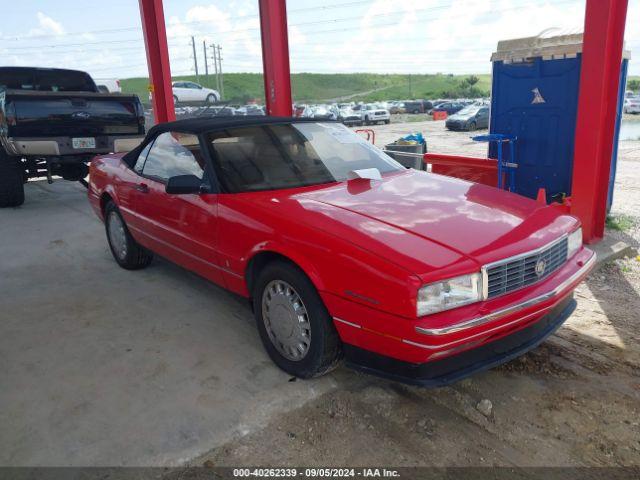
xmin=417 ymin=273 xmax=483 ymax=316
xmin=567 ymin=227 xmax=582 ymax=259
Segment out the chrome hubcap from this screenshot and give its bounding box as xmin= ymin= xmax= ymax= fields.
xmin=107 ymin=211 xmax=127 ymax=260
xmin=262 ymin=280 xmax=311 ymax=361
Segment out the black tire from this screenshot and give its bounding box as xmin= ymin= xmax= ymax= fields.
xmin=173 ymin=95 xmax=179 ymax=104
xmin=413 ymin=109 xmax=420 ymax=114
xmin=104 ymin=201 xmax=153 ymax=270
xmin=253 ymin=260 xmax=342 ymax=379
xmin=468 ymin=121 xmax=477 ymax=132
xmin=206 ymin=94 xmax=216 ymax=104
xmin=0 ymin=153 xmax=25 ymax=208
xmin=384 ymin=119 xmax=390 ymax=124
xmin=364 ymin=116 xmax=370 ymax=126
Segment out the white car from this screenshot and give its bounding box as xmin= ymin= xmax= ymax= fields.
xmin=172 ymin=81 xmax=220 ymax=104
xmin=361 ymin=104 xmax=390 ymax=125
xmin=624 ymin=97 xmax=640 ymax=114
xmin=95 ymin=78 xmax=121 ymax=93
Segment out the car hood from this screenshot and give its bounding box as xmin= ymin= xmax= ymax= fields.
xmin=295 ymin=170 xmax=577 ymax=276
xmin=448 ymin=114 xmax=472 ymax=121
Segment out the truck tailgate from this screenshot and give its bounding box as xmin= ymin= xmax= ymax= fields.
xmin=5 ymin=90 xmax=144 ymax=137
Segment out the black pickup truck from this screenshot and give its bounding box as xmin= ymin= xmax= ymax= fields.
xmin=0 ymin=67 xmax=145 ymax=207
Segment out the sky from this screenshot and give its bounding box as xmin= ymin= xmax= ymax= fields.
xmin=1 ymin=0 xmax=638 ymax=81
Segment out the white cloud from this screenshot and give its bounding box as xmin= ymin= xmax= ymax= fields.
xmin=29 ymin=12 xmax=66 ymax=37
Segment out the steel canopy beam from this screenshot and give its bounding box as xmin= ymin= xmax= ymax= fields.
xmin=571 ymin=0 xmax=628 ymax=243
xmin=259 ymin=0 xmax=293 ymax=117
xmin=139 ymin=0 xmax=175 ymax=123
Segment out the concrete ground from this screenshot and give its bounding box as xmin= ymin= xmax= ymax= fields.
xmin=1 ymin=118 xmax=639 ymax=468
xmin=0 ymin=181 xmax=336 ymax=466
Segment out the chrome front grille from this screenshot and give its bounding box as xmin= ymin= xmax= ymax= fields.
xmin=484 ymin=237 xmax=569 ymax=299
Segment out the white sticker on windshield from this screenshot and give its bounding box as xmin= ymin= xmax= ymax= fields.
xmin=327 ymin=128 xmax=361 ymax=144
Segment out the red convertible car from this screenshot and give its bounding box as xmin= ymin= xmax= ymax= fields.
xmin=88 ymin=117 xmax=595 ymax=386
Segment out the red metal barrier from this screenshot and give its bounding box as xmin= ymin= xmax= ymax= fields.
xmin=432 ymin=111 xmax=448 ymax=121
xmin=571 ymin=0 xmax=628 ymax=244
xmin=139 ymin=0 xmax=175 ymax=123
xmin=355 ymin=129 xmax=376 ymax=145
xmin=259 ymin=0 xmax=293 ymax=117
xmin=424 ymin=153 xmax=500 ymax=187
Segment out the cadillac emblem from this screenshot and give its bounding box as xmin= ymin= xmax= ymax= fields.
xmin=535 ymin=259 xmax=547 ymax=277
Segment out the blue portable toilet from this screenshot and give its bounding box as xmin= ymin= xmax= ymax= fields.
xmin=489 ymin=33 xmax=630 ymax=205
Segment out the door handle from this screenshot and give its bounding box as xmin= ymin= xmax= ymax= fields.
xmin=135 ymin=183 xmax=149 ymax=193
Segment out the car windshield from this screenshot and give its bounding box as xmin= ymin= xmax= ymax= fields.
xmin=208 ymin=122 xmax=403 ymax=192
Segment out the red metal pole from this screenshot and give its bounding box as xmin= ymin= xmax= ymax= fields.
xmin=259 ymin=0 xmax=293 ymax=117
xmin=571 ymin=0 xmax=628 ymax=243
xmin=139 ymin=0 xmax=175 ymax=123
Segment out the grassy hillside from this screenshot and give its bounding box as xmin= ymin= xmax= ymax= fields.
xmin=121 ymin=73 xmax=492 ymax=105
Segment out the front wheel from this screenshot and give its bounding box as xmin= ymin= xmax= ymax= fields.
xmin=253 ymin=261 xmax=342 ymax=379
xmin=104 ymin=201 xmax=153 ymax=270
xmin=467 ymin=121 xmax=477 ymax=131
xmin=0 ymin=153 xmax=25 ymax=208
xmin=384 ymin=119 xmax=390 ymax=124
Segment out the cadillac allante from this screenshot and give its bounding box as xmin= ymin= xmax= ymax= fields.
xmin=88 ymin=117 xmax=594 ymax=386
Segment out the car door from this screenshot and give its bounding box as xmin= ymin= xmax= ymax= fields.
xmin=477 ymin=107 xmax=490 ymax=128
xmin=132 ymin=130 xmax=225 ymax=286
xmin=186 ymin=82 xmax=203 ymax=101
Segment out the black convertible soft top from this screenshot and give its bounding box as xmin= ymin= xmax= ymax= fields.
xmin=123 ymin=116 xmax=328 ymax=166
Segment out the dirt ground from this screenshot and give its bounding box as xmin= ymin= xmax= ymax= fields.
xmin=195 ymin=116 xmax=640 ymax=468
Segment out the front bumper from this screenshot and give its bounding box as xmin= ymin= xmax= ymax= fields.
xmin=446 ymin=121 xmax=467 ymax=131
xmin=344 ymin=295 xmax=576 ymax=387
xmin=325 ymin=247 xmax=594 ymax=384
xmin=6 ymin=136 xmax=144 ymax=157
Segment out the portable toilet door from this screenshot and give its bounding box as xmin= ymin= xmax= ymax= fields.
xmin=489 ymin=33 xmax=629 ymax=203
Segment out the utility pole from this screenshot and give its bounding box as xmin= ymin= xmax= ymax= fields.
xmin=202 ymin=40 xmax=208 ymax=77
xmin=191 ymin=36 xmax=199 ymax=82
xmin=216 ymin=44 xmax=224 ymax=100
xmin=211 ymin=43 xmax=220 ymax=92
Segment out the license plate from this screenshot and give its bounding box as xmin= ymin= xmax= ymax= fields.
xmin=72 ymin=137 xmax=96 ymax=149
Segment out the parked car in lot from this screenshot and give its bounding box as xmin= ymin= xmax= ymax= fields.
xmin=445 ymin=105 xmax=490 ymax=131
xmin=89 ymin=117 xmax=593 ymax=385
xmin=403 ymin=100 xmax=433 ymax=114
xmin=338 ymin=107 xmax=362 ymax=126
xmin=235 ymin=105 xmax=265 ymax=116
xmin=623 ymin=96 xmax=640 ymax=114
xmin=0 ymin=66 xmax=145 ymax=207
xmin=95 ymin=78 xmax=121 ymax=93
xmin=389 ymin=102 xmax=406 ymax=114
xmin=172 ymin=81 xmax=219 ymax=104
xmin=361 ymin=104 xmax=390 ymax=125
xmin=431 ymin=102 xmax=465 ymax=115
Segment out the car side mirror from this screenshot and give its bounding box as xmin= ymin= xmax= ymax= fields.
xmin=165 ymin=175 xmax=207 ymax=195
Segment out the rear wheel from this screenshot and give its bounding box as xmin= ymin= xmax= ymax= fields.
xmin=206 ymin=94 xmax=216 ymax=104
xmin=253 ymin=261 xmax=342 ymax=378
xmin=104 ymin=201 xmax=153 ymax=270
xmin=0 ymin=153 xmax=25 ymax=208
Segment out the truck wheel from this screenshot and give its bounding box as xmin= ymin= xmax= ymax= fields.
xmin=0 ymin=154 xmax=25 ymax=208
xmin=253 ymin=260 xmax=343 ymax=379
xmin=104 ymin=201 xmax=153 ymax=270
